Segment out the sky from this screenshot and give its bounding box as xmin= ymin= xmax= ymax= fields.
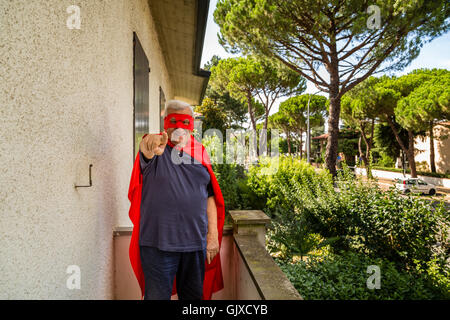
xmin=201 ymin=0 xmax=450 ymax=117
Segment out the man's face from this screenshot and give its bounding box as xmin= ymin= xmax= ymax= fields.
xmin=165 ymin=107 xmax=193 ymax=147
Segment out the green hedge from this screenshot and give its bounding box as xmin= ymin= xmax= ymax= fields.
xmin=277 ymin=251 xmax=449 ymax=300
xmin=244 ymin=157 xmax=449 ymax=299
xmin=217 ymin=154 xmax=450 ymax=300
xmin=247 ymin=157 xmax=449 ymax=269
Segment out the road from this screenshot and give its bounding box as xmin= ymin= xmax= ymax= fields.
xmin=362 ymin=176 xmax=450 ymax=213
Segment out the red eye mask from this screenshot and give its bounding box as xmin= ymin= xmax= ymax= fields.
xmin=163 ymin=113 xmax=194 ymax=130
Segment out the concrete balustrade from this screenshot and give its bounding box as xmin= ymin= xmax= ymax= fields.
xmin=113 ymin=210 xmax=302 ymax=300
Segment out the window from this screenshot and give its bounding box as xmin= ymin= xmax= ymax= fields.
xmin=133 ymin=33 xmax=149 ymax=159
xmin=159 ymin=87 xmax=166 ymax=132
xmin=418 ymin=180 xmax=427 ymax=185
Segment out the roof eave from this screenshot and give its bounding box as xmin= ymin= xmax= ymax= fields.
xmin=193 ymin=0 xmax=211 ymax=105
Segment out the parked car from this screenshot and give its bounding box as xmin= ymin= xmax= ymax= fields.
xmin=394 ymin=178 xmax=437 ymax=195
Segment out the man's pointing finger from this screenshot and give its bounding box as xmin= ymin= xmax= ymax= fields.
xmin=161 ymin=131 xmax=168 ymax=144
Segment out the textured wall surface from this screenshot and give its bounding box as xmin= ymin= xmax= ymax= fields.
xmin=0 ymin=0 xmax=172 ymax=299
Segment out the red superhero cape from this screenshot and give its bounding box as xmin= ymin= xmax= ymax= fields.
xmin=127 ymin=133 xmax=225 ymax=300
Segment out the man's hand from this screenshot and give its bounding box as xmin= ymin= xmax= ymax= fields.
xmin=206 ymin=231 xmax=219 ymax=264
xmin=139 ymin=131 xmax=168 ymax=160
xmin=206 ymin=196 xmax=219 ymax=264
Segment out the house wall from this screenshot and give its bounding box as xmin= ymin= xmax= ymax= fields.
xmin=0 ymin=0 xmax=172 ymax=299
xmin=414 ymin=124 xmax=450 ymax=174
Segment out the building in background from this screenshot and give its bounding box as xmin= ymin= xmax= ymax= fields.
xmin=413 ymin=121 xmax=450 ymax=174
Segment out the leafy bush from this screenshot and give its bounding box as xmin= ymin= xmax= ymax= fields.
xmin=246 ymin=155 xmax=327 ymax=212
xmin=294 ymin=167 xmax=448 ymax=268
xmin=414 ymin=257 xmax=450 ymax=299
xmin=278 ymin=251 xmax=447 ymax=300
xmin=202 ymin=133 xmax=263 ymax=211
xmin=212 ymin=163 xmax=240 ymax=212
xmin=243 ymin=156 xmax=449 ymax=299
xmin=376 ymin=151 xmax=396 ymax=168
xmin=246 ymin=156 xmax=448 ymax=269
xmin=266 ymin=205 xmax=327 ymax=261
xmin=416 ymin=161 xmax=430 ymax=172
xmin=247 ymin=156 xmax=342 ymax=259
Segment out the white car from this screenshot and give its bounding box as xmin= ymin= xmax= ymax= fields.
xmin=394 ymin=178 xmax=437 ymax=195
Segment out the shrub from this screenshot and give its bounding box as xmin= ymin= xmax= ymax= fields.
xmin=236 ymin=175 xmax=266 ymax=210
xmin=278 ymin=251 xmax=447 ymax=300
xmin=247 ymin=155 xmax=342 ymax=259
xmin=244 ymin=156 xmax=449 ymax=299
xmin=376 ymin=151 xmax=396 ymax=168
xmin=246 ymin=155 xmax=327 ymax=212
xmin=202 ymin=133 xmax=265 ymax=211
xmin=213 ymin=163 xmax=265 ymax=212
xmin=212 ymin=163 xmax=240 ymax=212
xmin=246 ymin=156 xmax=449 ymax=269
xmin=265 ymin=205 xmax=325 ymax=261
xmin=416 ymin=161 xmax=430 ymax=172
xmin=296 ymin=168 xmax=449 ymax=268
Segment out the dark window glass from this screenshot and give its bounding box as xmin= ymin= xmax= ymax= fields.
xmin=133 ymin=33 xmax=149 ymax=159
xmin=159 ymin=87 xmax=166 ymax=132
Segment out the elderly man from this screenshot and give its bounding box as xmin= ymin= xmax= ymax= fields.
xmin=127 ymin=99 xmax=225 ymax=300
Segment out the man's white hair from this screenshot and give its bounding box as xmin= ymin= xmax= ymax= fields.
xmin=163 ymin=99 xmax=194 ymax=117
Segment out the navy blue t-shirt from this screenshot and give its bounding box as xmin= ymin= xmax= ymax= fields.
xmin=139 ymin=145 xmax=214 ymax=252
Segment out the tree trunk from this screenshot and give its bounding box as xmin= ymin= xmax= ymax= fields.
xmin=407 ymin=130 xmax=417 ymax=178
xmin=263 ymin=110 xmax=269 ymax=130
xmin=386 ymin=117 xmax=417 ymax=177
xmin=287 ymin=131 xmax=291 ymax=154
xmin=246 ymin=90 xmax=257 ymax=131
xmin=299 ymin=129 xmax=303 ymax=158
xmin=325 ymin=52 xmax=340 ymax=177
xmin=325 ymin=95 xmax=340 ymax=177
xmin=429 ymin=121 xmax=436 ymax=173
xmin=369 ymin=118 xmax=374 ymax=151
xmin=359 ymin=124 xmax=372 ymax=178
xmin=358 ymin=135 xmax=363 ymax=161
xmin=358 ymin=134 xmax=371 ymax=177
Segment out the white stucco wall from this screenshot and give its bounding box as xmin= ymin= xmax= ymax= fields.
xmin=0 ymin=0 xmax=172 ymax=299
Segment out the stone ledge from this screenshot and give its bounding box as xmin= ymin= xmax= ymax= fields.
xmin=113 ymin=226 xmax=132 ymax=236
xmin=234 ymin=234 xmax=303 ymax=300
xmin=223 ymin=224 xmax=233 ymax=236
xmin=229 ymin=210 xmax=271 ymax=225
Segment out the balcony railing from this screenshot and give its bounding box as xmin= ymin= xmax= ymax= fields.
xmin=113 ymin=210 xmax=302 ymax=300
